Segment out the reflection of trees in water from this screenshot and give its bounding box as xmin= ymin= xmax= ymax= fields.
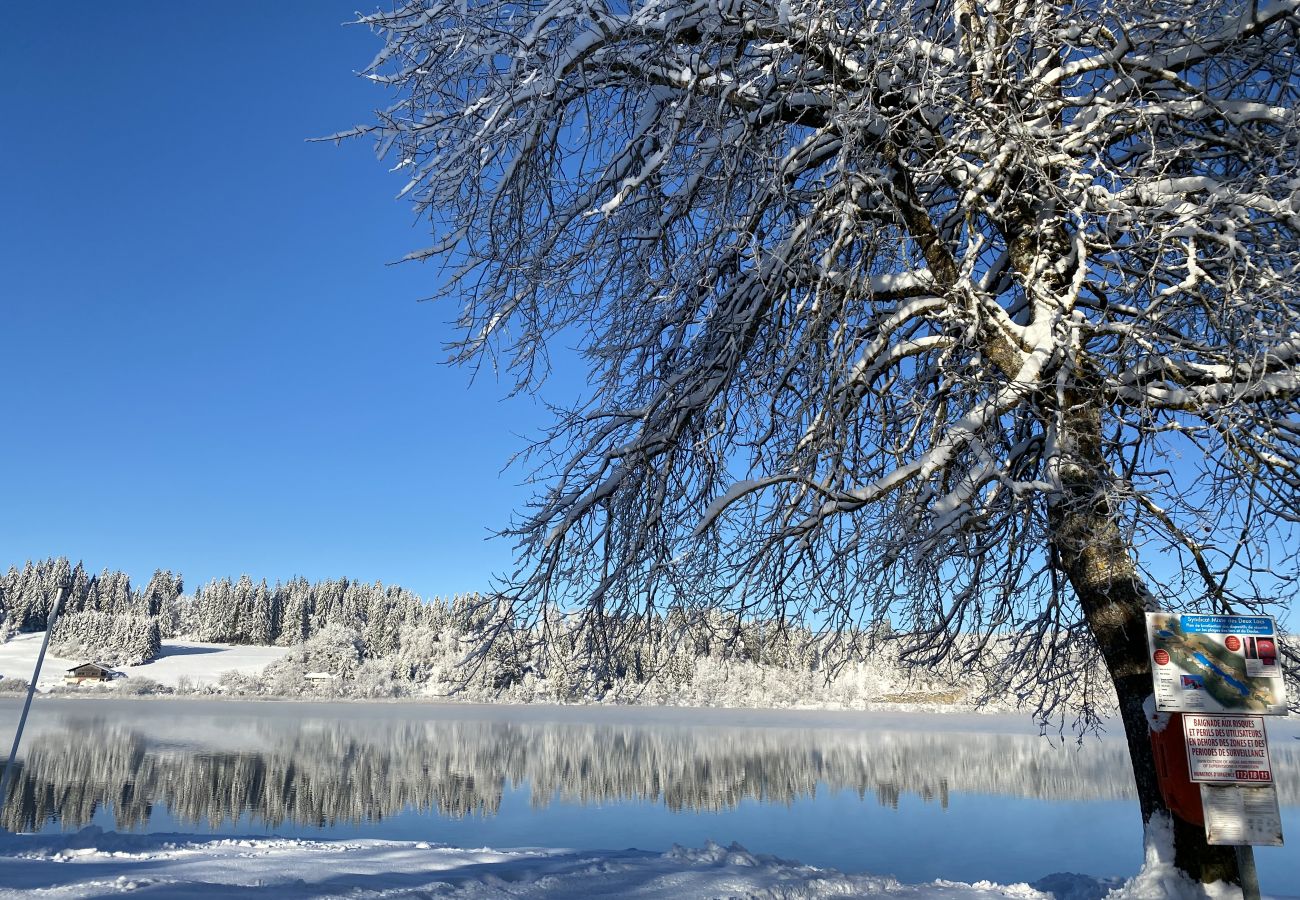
xmin=3 ymin=715 xmax=1296 ymax=833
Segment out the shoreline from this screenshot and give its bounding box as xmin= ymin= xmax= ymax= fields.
xmin=0 ymin=692 xmax=1088 ymax=735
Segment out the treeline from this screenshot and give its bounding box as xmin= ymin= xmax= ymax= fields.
xmin=0 ymin=556 xmax=849 ymax=669
xmin=3 ymin=556 xmax=990 ymax=711
xmin=1 ymin=556 xmax=873 ymax=688
xmin=0 ymin=556 xmax=489 ymax=668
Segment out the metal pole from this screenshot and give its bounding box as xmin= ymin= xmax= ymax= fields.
xmin=1235 ymin=845 xmax=1262 ymax=900
xmin=0 ymin=584 xmax=69 ymax=818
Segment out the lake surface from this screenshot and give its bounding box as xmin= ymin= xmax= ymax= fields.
xmin=2 ymin=698 xmax=1297 ymax=891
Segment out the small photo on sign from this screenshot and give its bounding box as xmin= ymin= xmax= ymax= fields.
xmin=1244 ymin=637 xmax=1280 ymax=676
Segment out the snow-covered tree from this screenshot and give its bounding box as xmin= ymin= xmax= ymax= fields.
xmin=140 ymin=569 xmax=182 ymax=618
xmin=340 ymin=579 xmax=375 ymax=635
xmin=311 ymin=578 xmax=349 ymax=634
xmin=67 ymin=562 xmax=92 ymax=615
xmin=349 ymin=0 xmax=1300 ymax=882
xmin=11 ymin=561 xmax=41 ymax=630
xmin=300 ymin=623 xmax=364 ymax=678
xmin=116 ymin=614 xmax=161 ymax=665
xmin=276 ymin=577 xmax=314 ymax=646
xmin=195 ymin=577 xmax=237 ymax=643
xmin=246 ymin=578 xmax=278 ymax=646
xmin=363 ymin=587 xmax=400 ymax=658
xmin=0 ymin=576 xmax=10 ymax=638
xmin=50 ymin=609 xmax=160 ymax=666
xmin=393 ymin=623 xmax=443 ymax=682
xmin=3 ymin=558 xmax=79 ymax=629
xmin=96 ymin=568 xmax=132 ymax=615
xmin=43 ymin=558 xmax=71 ymax=610
xmin=82 ymin=574 xmax=101 ymax=615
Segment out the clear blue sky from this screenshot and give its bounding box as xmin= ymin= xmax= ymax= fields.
xmin=0 ymin=2 xmax=565 ymax=598
xmin=2 ymin=4 xmax=1290 ymax=625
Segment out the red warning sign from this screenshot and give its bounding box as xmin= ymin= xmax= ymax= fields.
xmin=1182 ymin=714 xmax=1272 ymax=784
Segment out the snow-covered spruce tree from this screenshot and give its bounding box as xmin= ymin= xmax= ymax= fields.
xmin=276 ymin=577 xmax=314 ymax=646
xmin=312 ymin=578 xmax=349 ymax=634
xmin=139 ymin=569 xmax=183 ymax=618
xmin=364 ymin=587 xmax=404 ymax=659
xmin=195 ymin=577 xmax=238 ymax=643
xmin=96 ymin=568 xmax=132 ymax=615
xmin=2 ymin=558 xmax=76 ymax=630
xmin=50 ymin=610 xmax=160 ymax=666
xmin=350 ymin=0 xmax=1300 ymax=881
xmin=120 ymin=614 xmax=161 ymax=666
xmin=247 ymin=578 xmax=278 ymax=646
xmin=66 ymin=562 xmax=92 ymax=616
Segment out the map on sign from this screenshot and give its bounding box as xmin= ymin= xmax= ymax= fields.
xmin=1146 ymin=613 xmax=1287 ymax=715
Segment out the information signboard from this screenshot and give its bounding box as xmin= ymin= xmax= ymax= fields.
xmin=1182 ymin=714 xmax=1272 ymax=784
xmin=1146 ymin=613 xmax=1287 ymax=715
xmin=1202 ymin=784 xmax=1284 ymax=847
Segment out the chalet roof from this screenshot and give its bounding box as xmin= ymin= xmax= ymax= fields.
xmin=65 ymin=662 xmax=117 ymax=675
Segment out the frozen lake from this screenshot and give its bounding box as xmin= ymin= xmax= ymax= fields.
xmin=2 ymin=698 xmax=1297 ymax=891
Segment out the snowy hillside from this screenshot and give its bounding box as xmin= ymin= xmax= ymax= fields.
xmin=0 ymin=632 xmax=289 ymax=690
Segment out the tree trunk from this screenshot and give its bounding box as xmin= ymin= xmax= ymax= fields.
xmin=1049 ymin=395 xmax=1239 ymax=885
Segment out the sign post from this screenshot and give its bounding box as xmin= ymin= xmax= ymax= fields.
xmin=1146 ymin=613 xmax=1288 ymax=900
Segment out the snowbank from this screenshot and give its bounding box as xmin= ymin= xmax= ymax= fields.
xmin=0 ymin=827 xmax=1291 ymax=900
xmin=0 ymin=827 xmax=1077 ymax=899
xmin=1101 ymin=814 xmax=1272 ymax=900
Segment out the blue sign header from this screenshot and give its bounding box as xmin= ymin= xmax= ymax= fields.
xmin=1181 ymin=615 xmax=1275 ymax=636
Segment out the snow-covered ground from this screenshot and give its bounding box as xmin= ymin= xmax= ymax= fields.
xmin=0 ymin=829 xmax=1046 ymax=898
xmin=0 ymin=632 xmax=290 ymax=690
xmin=2 ymin=823 xmax=1282 ymax=900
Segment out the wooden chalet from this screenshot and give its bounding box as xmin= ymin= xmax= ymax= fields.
xmin=64 ymin=662 xmax=121 ymax=685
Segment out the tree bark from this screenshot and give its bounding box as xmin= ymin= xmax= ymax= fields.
xmin=1049 ymin=392 xmax=1239 ymax=884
